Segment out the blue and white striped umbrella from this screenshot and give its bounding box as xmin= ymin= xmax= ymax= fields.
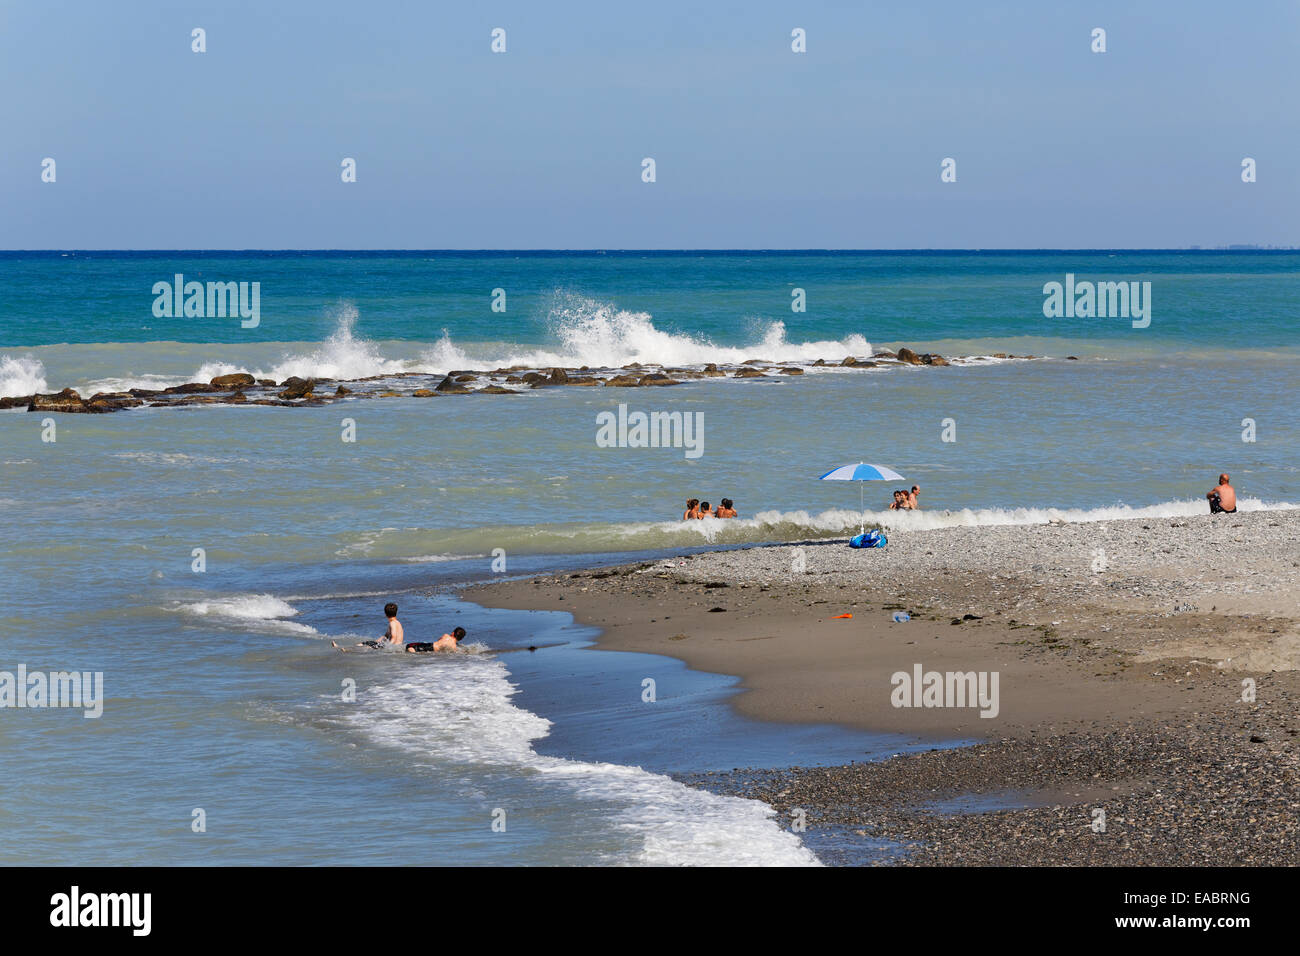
xmin=818 ymin=463 xmax=905 ymax=482
xmin=819 ymin=462 xmax=907 ymax=534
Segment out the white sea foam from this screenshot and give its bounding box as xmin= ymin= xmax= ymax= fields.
xmin=0 ymin=354 xmax=49 ymax=397
xmin=179 ymin=594 xmax=318 ymax=636
xmin=66 ymin=294 xmax=879 ymax=391
xmin=338 ymin=660 xmax=820 ymax=866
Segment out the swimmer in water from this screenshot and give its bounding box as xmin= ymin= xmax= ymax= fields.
xmin=333 ymin=602 xmax=403 ymax=651
xmin=406 ymin=626 xmax=466 ymax=653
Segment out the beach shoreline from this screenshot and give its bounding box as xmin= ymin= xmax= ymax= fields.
xmin=467 ymin=509 xmax=1300 ymax=864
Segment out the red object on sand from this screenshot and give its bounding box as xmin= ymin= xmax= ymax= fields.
xmin=830 ymin=613 xmax=853 ymax=619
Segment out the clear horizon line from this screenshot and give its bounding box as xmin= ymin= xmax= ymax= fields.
xmin=2 ymin=246 xmax=1296 ymax=255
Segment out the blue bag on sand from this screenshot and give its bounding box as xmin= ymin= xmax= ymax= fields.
xmin=849 ymin=530 xmax=887 ymax=549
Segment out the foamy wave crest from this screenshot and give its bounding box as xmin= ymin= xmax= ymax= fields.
xmin=186 ymin=304 xmax=413 ymax=385
xmin=178 ymin=593 xmax=318 ymax=636
xmin=70 ymin=294 xmax=875 ymax=392
xmin=267 ymin=303 xmax=409 ymax=381
xmin=336 ymin=661 xmax=819 ymax=866
xmin=420 ymin=292 xmax=871 ymax=370
xmin=0 ymin=354 xmax=48 ymax=397
xmin=337 ymin=498 xmax=1299 ymax=559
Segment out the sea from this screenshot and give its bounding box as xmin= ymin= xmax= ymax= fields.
xmin=1 ymin=250 xmax=1296 ymax=865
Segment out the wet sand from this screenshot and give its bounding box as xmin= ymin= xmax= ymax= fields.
xmin=468 ymin=509 xmax=1300 ymax=864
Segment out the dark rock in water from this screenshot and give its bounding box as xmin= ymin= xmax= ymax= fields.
xmin=0 ymin=395 xmax=33 ymax=409
xmin=248 ymin=398 xmax=300 ymax=407
xmin=854 ymin=360 xmax=878 ymax=368
xmin=210 ymin=372 xmax=255 ymax=388
xmin=840 ymin=356 xmax=859 ymax=366
xmin=480 ymin=385 xmax=517 ymax=394
xmin=504 ymin=375 xmax=524 ymax=384
xmin=166 ymin=396 xmax=222 ymax=406
xmin=1066 ymin=355 xmax=1079 ymax=361
xmin=703 ymin=363 xmax=719 ymax=372
xmin=561 ymin=377 xmax=600 ymax=386
xmin=812 ymin=358 xmax=826 ymax=366
xmin=29 ymin=389 xmax=90 ymax=413
xmin=547 ymin=367 xmax=569 ymax=384
xmin=781 ymin=367 xmax=804 ymax=374
xmin=626 ymin=361 xmax=642 ymax=369
xmin=278 ymin=377 xmax=316 ymax=400
xmin=129 ymin=388 xmax=162 ymax=398
xmin=992 ymin=352 xmax=1008 ymax=359
xmin=604 ymin=374 xmax=642 ymax=387
xmin=639 ymin=373 xmax=681 ymax=386
xmin=379 ymin=390 xmax=401 ymax=397
xmin=921 ymin=353 xmax=950 ymax=367
xmin=454 ymin=374 xmax=477 ymax=382
xmin=412 ymin=389 xmax=436 ymax=397
xmin=164 ymin=382 xmax=223 ymax=394
xmin=257 ymin=378 xmax=276 ymax=387
xmin=733 ymin=368 xmax=765 ymax=378
xmin=896 ymin=347 xmax=924 ymax=365
xmin=742 ymin=359 xmax=769 ymax=365
xmin=521 ymin=371 xmax=547 ymax=384
xmin=335 ymin=385 xmax=352 ymax=396
xmin=873 ymin=350 xmax=898 ymax=359
xmin=226 ymin=390 xmax=248 ymax=404
xmin=434 ymin=375 xmax=471 ymax=394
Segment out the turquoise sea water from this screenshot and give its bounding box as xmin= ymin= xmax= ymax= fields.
xmin=1 ymin=251 xmax=1296 ymax=864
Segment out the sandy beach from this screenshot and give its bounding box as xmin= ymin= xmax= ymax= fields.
xmin=469 ymin=508 xmax=1300 ymax=864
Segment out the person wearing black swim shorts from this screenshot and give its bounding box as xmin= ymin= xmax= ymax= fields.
xmin=1206 ymin=473 xmax=1238 ymax=514
xmin=407 ymin=627 xmax=466 ymax=653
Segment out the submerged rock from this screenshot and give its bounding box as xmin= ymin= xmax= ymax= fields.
xmin=604 ymin=375 xmax=642 ymax=387
xmin=896 ymin=347 xmax=924 ymax=365
xmin=639 ymin=373 xmax=680 ymax=386
xmin=733 ymin=368 xmax=765 ymax=378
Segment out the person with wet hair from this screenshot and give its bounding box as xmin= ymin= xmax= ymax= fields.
xmin=683 ymin=498 xmax=700 ymax=520
xmin=716 ymin=498 xmax=737 ymax=518
xmin=406 ymin=626 xmax=467 ymax=653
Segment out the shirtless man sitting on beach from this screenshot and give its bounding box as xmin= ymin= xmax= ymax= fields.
xmin=1207 ymin=474 xmax=1237 ymax=514
xmin=333 ymin=603 xmax=403 ymax=651
xmin=406 ymin=626 xmax=466 ymax=653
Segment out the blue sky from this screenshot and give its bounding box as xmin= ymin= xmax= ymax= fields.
xmin=2 ymin=0 xmax=1297 ymax=248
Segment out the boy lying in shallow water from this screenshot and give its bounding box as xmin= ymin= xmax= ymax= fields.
xmin=405 ymin=627 xmax=466 ymax=653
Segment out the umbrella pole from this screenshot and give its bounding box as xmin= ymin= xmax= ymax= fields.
xmin=859 ymin=483 xmax=865 ymax=535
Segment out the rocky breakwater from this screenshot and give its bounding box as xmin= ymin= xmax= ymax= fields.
xmin=2 ymin=345 xmax=1023 ymax=414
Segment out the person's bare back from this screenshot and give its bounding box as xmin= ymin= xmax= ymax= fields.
xmin=1207 ymin=474 xmax=1237 ymax=513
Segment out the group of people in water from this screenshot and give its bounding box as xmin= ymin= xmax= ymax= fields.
xmin=682 ymin=498 xmax=738 ymax=520
xmin=889 ymin=485 xmax=922 ymax=510
xmin=332 ymin=603 xmax=465 ymax=653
